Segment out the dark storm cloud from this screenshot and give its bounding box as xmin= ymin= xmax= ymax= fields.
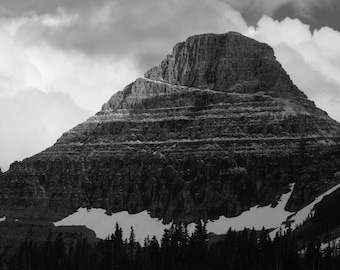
xmin=222 ymin=0 xmax=339 ymax=30
xmin=3 ymin=0 xmax=340 ymax=73
xmin=274 ymin=1 xmax=340 ymax=31
xmin=12 ymin=0 xmax=248 ymax=72
xmin=0 ymin=0 xmax=110 ymax=16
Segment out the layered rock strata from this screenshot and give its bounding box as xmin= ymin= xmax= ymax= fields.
xmin=1 ymin=32 xmax=340 ymax=224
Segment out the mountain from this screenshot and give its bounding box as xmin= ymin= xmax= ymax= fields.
xmin=1 ymin=32 xmax=340 ymax=244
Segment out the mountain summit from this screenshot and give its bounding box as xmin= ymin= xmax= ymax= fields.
xmin=1 ymin=32 xmax=340 ymax=232
xmin=144 ymin=32 xmax=305 ymax=99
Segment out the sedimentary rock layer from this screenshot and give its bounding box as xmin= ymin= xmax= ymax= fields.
xmin=1 ymin=32 xmax=340 ymax=224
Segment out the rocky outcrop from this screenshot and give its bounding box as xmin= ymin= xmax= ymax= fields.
xmin=1 ymin=32 xmax=340 ymax=224
xmin=144 ymin=32 xmax=306 ymax=100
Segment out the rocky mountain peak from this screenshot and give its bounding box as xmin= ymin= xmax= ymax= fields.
xmin=144 ymin=32 xmax=306 ymax=100
xmin=1 ymin=32 xmax=340 ymax=229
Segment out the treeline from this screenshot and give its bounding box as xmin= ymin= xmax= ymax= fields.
xmin=1 ymin=222 xmax=340 ymax=270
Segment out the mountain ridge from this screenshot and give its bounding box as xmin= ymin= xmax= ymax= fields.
xmin=1 ymin=32 xmax=340 ymax=233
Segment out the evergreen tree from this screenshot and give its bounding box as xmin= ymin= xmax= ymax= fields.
xmin=188 ymin=219 xmax=208 ymax=269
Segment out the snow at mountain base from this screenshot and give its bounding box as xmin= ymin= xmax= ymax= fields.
xmin=207 ymin=183 xmax=295 ymax=234
xmin=291 ymin=183 xmax=340 ymax=229
xmin=269 ymin=182 xmax=340 ymax=239
xmin=54 ymin=182 xmax=340 ymax=243
xmin=54 ymin=209 xmax=174 ymax=243
xmin=54 ymin=184 xmax=295 ymax=242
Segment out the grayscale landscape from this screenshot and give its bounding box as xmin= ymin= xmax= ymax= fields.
xmin=1 ymin=1 xmax=340 ymax=269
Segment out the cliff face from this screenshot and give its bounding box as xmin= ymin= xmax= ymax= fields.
xmin=1 ymin=32 xmax=340 ymax=224
xmin=144 ymin=32 xmax=305 ymax=100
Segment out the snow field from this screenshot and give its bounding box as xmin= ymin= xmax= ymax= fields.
xmin=269 ymin=182 xmax=340 ymax=239
xmin=54 ymin=183 xmax=295 ymax=242
xmin=54 ymin=209 xmax=173 ymax=243
xmin=207 ymin=183 xmax=295 ymax=234
xmin=54 ymin=182 xmax=340 ymax=243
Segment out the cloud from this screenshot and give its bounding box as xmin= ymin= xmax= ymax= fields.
xmin=26 ymin=44 xmax=140 ymax=112
xmin=0 ymin=14 xmax=140 ymax=171
xmin=223 ymin=0 xmax=336 ymax=24
xmin=0 ymin=23 xmax=34 ymax=96
xmin=247 ymin=16 xmax=340 ymax=122
xmin=0 ymin=89 xmax=90 ymax=172
xmin=247 ymin=16 xmax=312 ymax=46
xmin=275 ymin=45 xmax=340 ymax=111
xmin=0 ymin=0 xmax=110 ymax=17
xmin=0 ymin=14 xmax=141 ymax=110
xmin=8 ymin=0 xmax=248 ymax=71
xmin=312 ymin=27 xmax=340 ymax=69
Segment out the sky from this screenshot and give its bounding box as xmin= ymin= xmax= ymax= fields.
xmin=0 ymin=0 xmax=340 ymax=171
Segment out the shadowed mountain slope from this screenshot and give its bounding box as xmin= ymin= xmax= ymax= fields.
xmin=1 ymin=32 xmax=340 ymax=228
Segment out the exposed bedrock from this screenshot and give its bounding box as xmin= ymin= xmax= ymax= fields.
xmin=1 ymin=32 xmax=340 ymax=225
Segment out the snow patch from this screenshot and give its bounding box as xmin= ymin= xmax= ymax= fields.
xmin=55 ymin=184 xmax=296 ymax=242
xmin=291 ymin=183 xmax=340 ymax=229
xmin=207 ymin=183 xmax=295 ymax=234
xmin=321 ymin=236 xmax=340 ymax=251
xmin=54 ymin=209 xmax=172 ymax=243
xmin=270 ymin=183 xmax=340 ymax=239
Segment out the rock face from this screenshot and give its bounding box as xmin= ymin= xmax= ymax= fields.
xmin=1 ymin=32 xmax=340 ymax=224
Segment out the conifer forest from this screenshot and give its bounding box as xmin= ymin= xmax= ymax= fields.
xmin=1 ymin=220 xmax=340 ymax=270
